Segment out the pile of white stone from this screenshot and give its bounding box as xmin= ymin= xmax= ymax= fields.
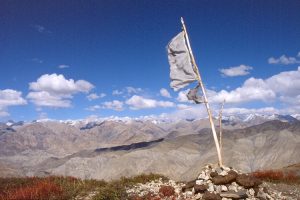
xmin=126 ymin=164 xmax=293 ymax=200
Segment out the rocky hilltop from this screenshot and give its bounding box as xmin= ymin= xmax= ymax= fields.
xmin=126 ymin=164 xmax=299 ymax=200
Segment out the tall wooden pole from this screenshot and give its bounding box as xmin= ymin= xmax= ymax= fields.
xmin=181 ymin=17 xmax=223 ymax=167
xmin=219 ymin=100 xmax=225 ymax=165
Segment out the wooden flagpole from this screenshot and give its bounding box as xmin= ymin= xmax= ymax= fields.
xmin=219 ymin=99 xmax=225 ymax=165
xmin=180 ymin=17 xmax=223 ymax=167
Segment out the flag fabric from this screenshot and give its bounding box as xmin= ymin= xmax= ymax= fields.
xmin=186 ymin=84 xmax=204 ymax=104
xmin=167 ymin=31 xmax=197 ymax=91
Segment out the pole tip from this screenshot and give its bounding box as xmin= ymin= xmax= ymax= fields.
xmin=180 ymin=17 xmax=184 ymax=24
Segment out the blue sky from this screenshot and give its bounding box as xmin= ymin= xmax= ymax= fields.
xmin=1 ymin=0 xmax=300 ymax=121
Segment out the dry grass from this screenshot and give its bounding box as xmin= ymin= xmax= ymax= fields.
xmin=0 ymin=174 xmax=167 ymax=200
xmin=251 ymin=169 xmax=300 ymax=184
xmin=0 ymin=176 xmax=107 ymax=200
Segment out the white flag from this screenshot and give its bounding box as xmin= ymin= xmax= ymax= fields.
xmin=167 ymin=31 xmax=197 ymax=91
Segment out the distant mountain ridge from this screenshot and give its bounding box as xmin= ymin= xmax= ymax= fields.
xmin=2 ymin=113 xmax=299 ymax=129
xmin=0 ymin=114 xmax=299 ymax=180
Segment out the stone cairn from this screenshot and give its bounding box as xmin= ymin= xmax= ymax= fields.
xmin=127 ymin=164 xmax=290 ymax=200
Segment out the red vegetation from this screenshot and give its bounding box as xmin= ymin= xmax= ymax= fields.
xmin=0 ymin=176 xmax=83 ymax=200
xmin=7 ymin=180 xmax=62 ymax=200
xmin=159 ymin=185 xmax=175 ymax=197
xmin=251 ymin=169 xmax=299 ymax=184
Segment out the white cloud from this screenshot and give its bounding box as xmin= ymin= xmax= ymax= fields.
xmin=297 ymin=52 xmax=300 ymax=57
xmin=58 ymin=64 xmax=70 ymax=69
xmin=112 ymin=90 xmax=123 ymax=95
xmin=32 ymin=24 xmax=51 ymax=34
xmin=177 ymin=104 xmax=192 ymax=110
xmin=27 ymin=73 xmax=94 ymax=108
xmin=0 ymin=110 xmax=9 ymax=117
xmin=209 ymin=77 xmax=276 ymax=104
xmin=27 ymin=91 xmax=71 ymax=108
xmin=176 ymin=89 xmax=191 ymax=103
xmin=208 ymin=66 xmax=300 ymax=107
xmin=86 ymin=100 xmax=124 ymax=111
xmin=0 ymin=89 xmax=27 ymax=117
xmin=160 ymin=88 xmax=171 ymax=98
xmin=219 ymin=65 xmax=253 ymax=77
xmin=112 ymin=86 xmax=143 ymax=96
xmin=86 ymin=105 xmax=101 ymax=111
xmin=86 ymin=93 xmax=106 ymax=101
xmin=0 ymin=89 xmax=27 ymax=107
xmin=223 ymin=107 xmax=278 ymax=116
xmin=126 ymin=95 xmax=175 ymax=110
xmin=31 ymin=58 xmax=43 ymax=64
xmin=126 ymin=86 xmax=142 ymax=94
xmin=102 ymin=100 xmax=124 ymax=111
xmin=29 ymin=74 xmax=93 ymax=95
xmin=268 ymin=55 xmax=300 ymax=65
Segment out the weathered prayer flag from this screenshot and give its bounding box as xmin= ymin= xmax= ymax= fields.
xmin=167 ymin=31 xmax=197 ymax=91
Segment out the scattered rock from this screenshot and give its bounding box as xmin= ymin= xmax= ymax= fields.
xmin=236 ymin=174 xmax=262 ymax=188
xmin=220 ymin=190 xmax=248 ymax=199
xmin=212 ymin=170 xmax=237 ymax=185
xmin=194 ymin=184 xmax=208 ymax=194
xmin=182 ymin=180 xmax=195 ymax=192
xmin=210 ymin=171 xmax=218 ymax=178
xmin=202 ymin=191 xmax=222 ymax=200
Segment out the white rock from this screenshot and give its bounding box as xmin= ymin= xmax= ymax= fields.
xmin=221 ymin=185 xmax=228 ymax=192
xmin=219 ymin=171 xmax=228 ymax=176
xmin=185 ymin=191 xmax=193 ymax=198
xmin=194 ymin=193 xmax=202 ymax=200
xmin=208 ymin=183 xmax=214 ymax=192
xmin=231 ymin=182 xmax=238 ymax=187
xmin=198 ymin=173 xmax=206 ymax=180
xmin=228 ymin=185 xmax=238 ymax=192
xmin=222 ymin=166 xmax=231 ymax=172
xmin=196 ymin=180 xmax=204 ymax=185
xmin=215 ymin=185 xmax=222 ymax=193
xmin=248 ymin=188 xmax=255 ymax=196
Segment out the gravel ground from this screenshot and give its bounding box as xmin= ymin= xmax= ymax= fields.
xmin=264 ymin=182 xmax=300 ymax=200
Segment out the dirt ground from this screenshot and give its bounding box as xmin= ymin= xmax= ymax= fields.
xmin=264 ymin=182 xmax=300 ymax=200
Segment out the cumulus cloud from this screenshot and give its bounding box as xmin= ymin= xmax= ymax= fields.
xmin=112 ymin=86 xmax=142 ymax=96
xmin=209 ymin=77 xmax=276 ymax=104
xmin=27 ymin=91 xmax=72 ymax=108
xmin=126 ymin=86 xmax=142 ymax=94
xmin=0 ymin=89 xmax=27 ymax=117
xmin=176 ymin=89 xmax=191 ymax=103
xmin=209 ymin=66 xmax=300 ymax=106
xmin=268 ymin=54 xmax=300 ymax=65
xmin=27 ymin=73 xmax=94 ymax=108
xmin=112 ymin=90 xmax=123 ymax=95
xmin=86 ymin=93 xmax=106 ymax=101
xmin=177 ymin=104 xmax=192 ymax=110
xmin=86 ymin=105 xmax=101 ymax=111
xmin=58 ymin=64 xmax=70 ymax=69
xmin=160 ymin=88 xmax=171 ymax=98
xmin=126 ymin=95 xmax=175 ymax=110
xmin=102 ymin=100 xmax=124 ymax=111
xmin=219 ymin=65 xmax=253 ymax=77
xmin=223 ymin=107 xmax=278 ymax=116
xmin=86 ymin=100 xmax=124 ymax=111
xmin=29 ymin=74 xmax=93 ymax=95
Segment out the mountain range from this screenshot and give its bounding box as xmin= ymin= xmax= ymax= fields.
xmin=0 ymin=113 xmax=299 ymax=180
